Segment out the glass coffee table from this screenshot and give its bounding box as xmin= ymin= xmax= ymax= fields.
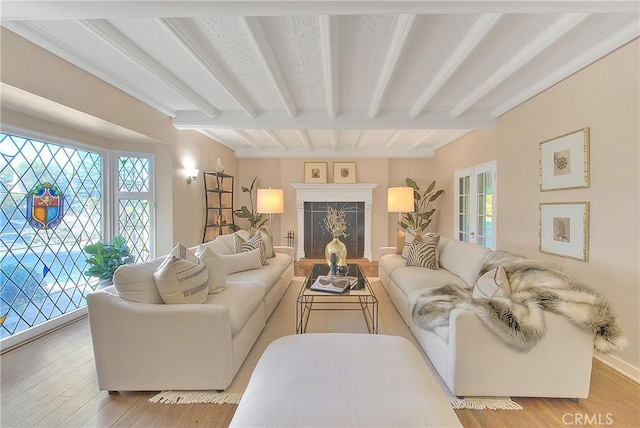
xmin=296 ymin=263 xmax=378 ymax=334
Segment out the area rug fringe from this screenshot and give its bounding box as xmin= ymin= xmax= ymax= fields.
xmin=450 ymin=396 xmax=523 ymax=410
xmin=148 ymin=391 xmax=242 ymax=405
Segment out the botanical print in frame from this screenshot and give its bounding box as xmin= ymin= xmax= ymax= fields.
xmin=539 ymin=127 xmax=590 ymax=191
xmin=304 ymin=162 xmax=328 ymax=183
xmin=333 ymin=162 xmax=356 ymax=184
xmin=539 ymin=202 xmax=589 ymax=261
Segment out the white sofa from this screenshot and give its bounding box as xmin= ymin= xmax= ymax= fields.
xmin=87 ymin=231 xmax=294 ymax=392
xmin=379 ymin=237 xmax=594 ymax=399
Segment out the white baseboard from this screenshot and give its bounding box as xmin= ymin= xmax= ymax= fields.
xmin=594 ymin=354 xmax=640 ymax=383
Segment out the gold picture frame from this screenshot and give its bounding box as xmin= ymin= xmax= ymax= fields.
xmin=333 ymin=162 xmax=356 ymax=184
xmin=304 ymin=162 xmax=328 ymax=183
xmin=539 ymin=202 xmax=589 ymax=261
xmin=539 ymin=127 xmax=590 ymax=191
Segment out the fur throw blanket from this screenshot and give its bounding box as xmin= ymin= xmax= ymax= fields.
xmin=412 ymin=251 xmax=627 ymax=353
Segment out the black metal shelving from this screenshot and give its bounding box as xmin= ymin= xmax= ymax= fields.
xmin=202 ymin=171 xmax=235 ymax=242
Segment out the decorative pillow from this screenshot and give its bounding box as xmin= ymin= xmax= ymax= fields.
xmin=113 ymin=257 xmax=164 ymax=304
xmin=473 ymin=266 xmax=511 ymax=299
xmin=221 ymin=248 xmax=262 ymax=275
xmin=195 ymin=245 xmax=227 ymax=293
xmin=406 ymin=234 xmax=441 ymax=270
xmin=153 ymin=255 xmax=209 ymax=304
xmin=402 ymin=229 xmax=438 ymax=259
xmin=170 ymin=242 xmax=198 ymax=264
xmin=395 ymin=229 xmax=406 ymax=255
xmin=234 ymin=231 xmax=267 ymax=265
xmin=257 ymin=226 xmax=275 ymax=259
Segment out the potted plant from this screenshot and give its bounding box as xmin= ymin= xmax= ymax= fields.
xmin=234 ymin=177 xmax=268 ymax=230
xmin=84 ymin=235 xmax=134 ymax=288
xmin=401 ymin=178 xmax=444 ymax=234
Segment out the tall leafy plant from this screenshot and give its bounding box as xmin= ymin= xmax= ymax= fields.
xmin=234 ymin=177 xmax=268 ymax=230
xmin=400 ymin=178 xmax=444 ymax=234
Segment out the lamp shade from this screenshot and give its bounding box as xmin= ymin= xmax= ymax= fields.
xmin=387 ymin=187 xmax=414 ymax=213
xmin=257 ymin=188 xmax=284 ymax=214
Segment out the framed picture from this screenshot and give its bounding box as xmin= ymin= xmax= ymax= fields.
xmin=539 ymin=127 xmax=590 ymax=191
xmin=333 ymin=162 xmax=356 ymax=184
xmin=539 ymin=202 xmax=589 ymax=261
xmin=304 ymin=162 xmax=327 ymax=183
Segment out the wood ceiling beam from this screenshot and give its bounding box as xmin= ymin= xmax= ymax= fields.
xmin=241 ymin=17 xmax=298 ymax=118
xmin=160 ymin=18 xmax=258 ymax=118
xmin=79 ymin=19 xmax=220 ymax=118
xmin=320 ymin=15 xmax=339 ymax=118
xmin=408 ymin=130 xmax=437 ymax=150
xmin=354 ymin=130 xmax=368 ymax=150
xmin=381 ymin=130 xmax=401 ymax=150
xmin=263 ymin=130 xmax=288 ymax=149
xmin=230 ymin=129 xmax=263 ymax=149
xmin=449 ymin=13 xmax=589 ymax=118
xmin=368 ymin=14 xmax=416 ymax=119
xmin=409 ymin=13 xmax=502 ymax=118
xmin=297 ymin=130 xmax=314 ymax=150
xmin=330 ymin=130 xmax=340 ymax=150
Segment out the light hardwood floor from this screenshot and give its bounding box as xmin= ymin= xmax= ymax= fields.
xmin=1 ymin=316 xmax=638 ymax=427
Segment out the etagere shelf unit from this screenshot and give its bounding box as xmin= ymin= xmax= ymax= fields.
xmin=203 ymin=171 xmax=235 ymax=242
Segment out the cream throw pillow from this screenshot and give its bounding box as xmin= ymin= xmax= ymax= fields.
xmin=257 ymin=226 xmax=275 ymax=258
xmin=195 ymin=245 xmax=227 ymax=293
xmin=153 ymin=255 xmax=209 ymax=304
xmin=221 ymin=248 xmax=262 ymax=274
xmin=473 ymin=266 xmax=511 ymax=299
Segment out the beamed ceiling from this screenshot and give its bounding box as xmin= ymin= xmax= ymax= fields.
xmin=2 ymin=1 xmax=638 ymax=158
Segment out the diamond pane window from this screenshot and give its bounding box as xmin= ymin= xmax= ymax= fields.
xmin=1 ymin=132 xmax=103 ymax=339
xmin=119 ymin=156 xmax=149 ymax=192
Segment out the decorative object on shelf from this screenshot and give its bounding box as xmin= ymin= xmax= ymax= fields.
xmin=215 ymin=158 xmax=225 ymax=173
xmin=387 ymin=186 xmax=415 ymax=254
xmin=234 ymin=177 xmax=268 ymax=230
xmin=256 ymin=188 xmax=284 ymax=226
xmin=323 ymin=206 xmax=348 ymax=270
xmin=401 ymin=178 xmax=444 ymax=235
xmin=333 ymin=162 xmax=356 ymax=184
xmin=203 ymin=172 xmax=237 ymax=242
xmin=216 ymin=214 xmax=227 ymax=225
xmin=26 ymin=182 xmax=66 ymax=230
xmin=304 ymin=162 xmax=328 ymax=183
xmin=186 ymin=168 xmax=199 ymax=184
xmin=539 ymin=127 xmax=590 ymax=191
xmin=83 ymin=235 xmax=134 ymax=288
xmin=329 ymin=252 xmax=337 ymax=275
xmin=539 ymin=202 xmax=589 ymax=261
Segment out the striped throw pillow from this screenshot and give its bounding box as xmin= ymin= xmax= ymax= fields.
xmin=153 ymin=255 xmax=209 ymax=304
xmin=406 ymin=234 xmax=440 ymax=270
xmin=234 ymin=231 xmax=267 ymax=265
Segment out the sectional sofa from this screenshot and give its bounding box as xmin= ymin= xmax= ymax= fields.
xmin=87 ymin=230 xmax=294 ymax=392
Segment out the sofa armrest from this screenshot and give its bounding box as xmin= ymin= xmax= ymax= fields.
xmin=273 ymin=245 xmax=294 ymax=261
xmin=87 ymin=289 xmax=234 ymax=391
xmin=379 ymin=246 xmax=397 ymax=257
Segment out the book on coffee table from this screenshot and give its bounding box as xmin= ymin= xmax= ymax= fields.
xmin=310 ymin=275 xmax=354 ymax=294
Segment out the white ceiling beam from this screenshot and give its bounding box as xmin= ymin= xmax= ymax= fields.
xmin=381 ymin=130 xmax=401 ymax=150
xmin=172 ymin=110 xmax=497 ymax=130
xmin=449 ymin=13 xmax=589 ymax=118
xmin=241 ymin=17 xmax=298 ymax=118
xmin=235 ymin=146 xmax=435 ymax=159
xmin=79 ymin=19 xmax=220 ymax=118
xmin=2 ymin=21 xmax=177 ymax=118
xmin=4 ymin=1 xmax=636 ymax=21
xmin=408 ymin=130 xmax=437 ymax=150
xmin=230 ymin=129 xmax=263 ymax=149
xmin=354 ymin=130 xmax=368 ymax=149
xmin=197 ymin=129 xmax=236 ymax=151
xmin=160 ymin=18 xmax=258 ymax=118
xmin=491 ymin=20 xmax=640 ymax=118
xmin=430 ymin=129 xmax=474 ymax=151
xmin=263 ymin=130 xmax=288 ymax=149
xmin=330 ymin=130 xmax=340 ymax=150
xmin=297 ymin=130 xmax=314 ymax=150
xmin=368 ymin=14 xmax=417 ymax=119
xmin=319 ymin=15 xmax=339 ymax=118
xmin=409 ymin=13 xmax=502 ymax=118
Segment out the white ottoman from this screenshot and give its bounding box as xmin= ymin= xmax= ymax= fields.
xmin=230 ymin=333 xmax=462 ymax=427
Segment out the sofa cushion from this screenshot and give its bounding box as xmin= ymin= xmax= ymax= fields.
xmin=406 ymin=234 xmax=440 ymax=269
xmin=438 ymin=239 xmax=491 ymax=286
xmin=216 ymin=230 xmax=251 ymax=254
xmin=265 ymin=252 xmax=292 ymax=269
xmin=227 ymin=263 xmax=283 ymax=294
xmin=153 ymin=255 xmax=209 ymax=304
xmin=222 ymin=249 xmax=262 ymax=274
xmin=391 ymin=267 xmax=468 ymax=297
xmin=206 ymin=282 xmax=264 ymax=335
xmin=234 ymin=232 xmax=267 ymax=265
xmin=473 ymin=266 xmax=511 ymax=299
xmin=113 ymin=257 xmax=164 ymax=304
xmin=379 ymin=254 xmax=408 ymax=278
xmin=195 ymin=245 xmax=227 ymax=293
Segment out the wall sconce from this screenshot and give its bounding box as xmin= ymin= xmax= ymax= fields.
xmin=257 ymin=188 xmax=284 ymax=225
xmin=186 ymin=168 xmax=199 ymax=184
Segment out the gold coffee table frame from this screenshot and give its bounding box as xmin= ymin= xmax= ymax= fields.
xmin=296 ymin=263 xmax=378 ymax=334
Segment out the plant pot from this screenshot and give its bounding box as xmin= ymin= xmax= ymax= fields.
xmin=325 ymin=237 xmax=347 ymax=272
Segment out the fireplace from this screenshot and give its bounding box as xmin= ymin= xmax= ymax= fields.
xmin=292 ymin=183 xmax=377 ymax=261
xmin=304 ymin=202 xmax=365 ymax=259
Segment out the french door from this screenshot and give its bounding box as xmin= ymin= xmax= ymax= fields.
xmin=454 ymin=161 xmax=497 ymax=249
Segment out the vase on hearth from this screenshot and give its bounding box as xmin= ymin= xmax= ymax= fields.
xmin=325 ymin=236 xmax=347 ymax=274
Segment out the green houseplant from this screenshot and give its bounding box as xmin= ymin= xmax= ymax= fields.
xmin=400 ymin=178 xmax=444 ymax=234
xmin=234 ymin=177 xmax=268 ymax=230
xmin=84 ymin=236 xmax=134 ymax=287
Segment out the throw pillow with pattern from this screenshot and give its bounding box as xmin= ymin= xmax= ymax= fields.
xmin=234 ymin=231 xmax=267 ymax=265
xmin=406 ymin=234 xmax=440 ymax=270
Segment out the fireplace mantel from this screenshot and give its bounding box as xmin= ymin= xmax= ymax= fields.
xmin=292 ymin=183 xmax=377 ymax=261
